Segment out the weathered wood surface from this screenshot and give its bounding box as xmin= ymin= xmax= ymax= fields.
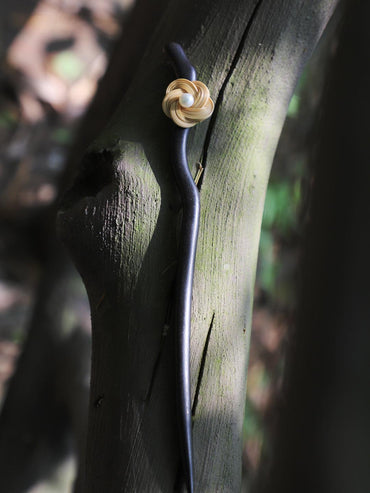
xmin=59 ymin=0 xmax=338 ymax=491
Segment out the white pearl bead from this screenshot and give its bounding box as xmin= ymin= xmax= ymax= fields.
xmin=179 ymin=93 xmax=194 ymax=108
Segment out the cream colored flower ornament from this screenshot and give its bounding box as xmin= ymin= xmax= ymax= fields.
xmin=162 ymin=78 xmax=214 ymax=128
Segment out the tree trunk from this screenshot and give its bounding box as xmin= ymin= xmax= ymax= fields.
xmin=259 ymin=1 xmax=370 ymax=492
xmin=0 ymin=2 xmax=172 ymax=491
xmin=58 ymin=0 xmax=338 ymax=491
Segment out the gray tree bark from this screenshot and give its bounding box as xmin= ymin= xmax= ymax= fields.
xmin=58 ymin=0 xmax=338 ymax=491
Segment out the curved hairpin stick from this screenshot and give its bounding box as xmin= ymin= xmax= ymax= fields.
xmin=163 ymin=42 xmax=213 ymax=493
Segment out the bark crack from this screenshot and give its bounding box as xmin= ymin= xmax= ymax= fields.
xmin=144 ymin=298 xmax=173 ymax=403
xmin=198 ymin=0 xmax=264 ymax=188
xmin=191 ymin=312 xmax=215 ymax=417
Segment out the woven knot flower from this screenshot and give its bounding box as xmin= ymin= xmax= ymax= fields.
xmin=162 ymin=78 xmax=214 ymax=128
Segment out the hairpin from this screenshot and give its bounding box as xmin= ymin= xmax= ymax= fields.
xmin=163 ymin=42 xmax=213 ymax=493
xmin=162 ymin=78 xmax=214 ymax=128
